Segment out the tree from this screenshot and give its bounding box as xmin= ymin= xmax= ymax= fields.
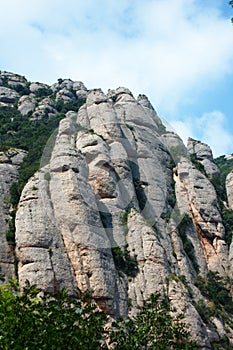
xmin=110 ymin=293 xmax=197 ymax=350
xmin=0 ymin=281 xmax=197 ymax=349
xmin=0 ymin=280 xmax=108 ymax=349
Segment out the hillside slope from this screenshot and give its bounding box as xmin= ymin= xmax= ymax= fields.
xmin=0 ymin=71 xmax=233 ymax=349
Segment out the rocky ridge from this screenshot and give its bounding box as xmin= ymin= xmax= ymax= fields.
xmin=0 ymin=71 xmax=233 ymax=348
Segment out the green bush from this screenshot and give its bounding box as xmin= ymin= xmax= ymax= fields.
xmin=111 ymin=246 xmax=139 ymax=278
xmin=5 ymin=210 xmax=16 ymax=246
xmin=221 ymin=208 xmax=233 ymax=246
xmin=110 ymin=293 xmax=197 ymax=349
xmin=0 ymin=99 xmax=85 ymax=208
xmin=213 ymin=155 xmax=233 ymax=203
xmin=0 ymin=281 xmax=197 ymax=350
xmin=177 ymin=214 xmax=199 ymax=272
xmin=34 ymin=87 xmax=53 ymax=98
xmin=0 ymin=281 xmax=107 ymax=350
xmin=14 ymin=83 xmax=30 ymax=96
xmin=190 ymin=154 xmax=207 ymax=176
xmin=195 ymin=272 xmax=233 ymax=314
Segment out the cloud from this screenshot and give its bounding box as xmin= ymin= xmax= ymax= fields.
xmin=170 ymin=110 xmax=233 ymax=157
xmin=0 ymin=0 xmax=232 ymax=158
xmin=0 ymin=0 xmax=233 ymax=130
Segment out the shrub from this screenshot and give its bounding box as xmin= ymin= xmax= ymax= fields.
xmin=111 ymin=246 xmax=139 ymax=278
xmin=178 ymin=214 xmax=199 ymax=272
xmin=195 ymin=272 xmax=233 ymax=314
xmin=0 ymin=281 xmax=197 ymax=350
xmin=5 ymin=210 xmax=16 ymax=246
xmin=0 ymin=281 xmax=108 ymax=350
xmin=190 ymin=154 xmax=207 ymax=176
xmin=110 ymin=293 xmax=197 ymax=349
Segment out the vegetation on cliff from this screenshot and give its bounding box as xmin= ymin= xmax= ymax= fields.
xmin=0 ymin=280 xmax=197 ymax=350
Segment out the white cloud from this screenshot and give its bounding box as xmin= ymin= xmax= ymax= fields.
xmin=170 ymin=110 xmax=233 ymax=157
xmin=197 ymin=111 xmax=233 ymax=157
xmin=0 ymin=1 xmax=233 ymax=93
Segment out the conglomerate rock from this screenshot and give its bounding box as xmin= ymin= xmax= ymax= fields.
xmin=0 ymin=148 xmax=27 ymax=282
xmin=226 ymin=171 xmax=233 ymax=210
xmin=0 ymin=73 xmax=232 ymax=348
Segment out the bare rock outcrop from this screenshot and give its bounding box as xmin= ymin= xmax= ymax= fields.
xmin=226 ymin=170 xmax=233 ymax=210
xmin=29 ymin=82 xmax=50 ymax=94
xmin=0 ymin=71 xmax=28 ymax=88
xmin=18 ymin=95 xmax=36 ymax=116
xmin=187 ymin=137 xmax=219 ymax=177
xmin=174 ymin=157 xmax=229 ymax=275
xmin=30 ymin=97 xmax=57 ymax=121
xmin=0 ymin=87 xmax=19 ymax=106
xmin=0 ymin=73 xmax=231 ymax=347
xmin=0 ymin=148 xmax=26 ymax=282
xmin=14 ymin=87 xmax=224 ymax=347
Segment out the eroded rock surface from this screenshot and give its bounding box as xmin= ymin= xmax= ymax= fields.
xmin=187 ymin=137 xmax=219 ymax=177
xmin=0 ymin=73 xmax=232 ymax=348
xmin=226 ymin=171 xmax=233 ymax=210
xmin=0 ymin=149 xmax=26 ymax=282
xmin=0 ymin=87 xmax=19 ymax=106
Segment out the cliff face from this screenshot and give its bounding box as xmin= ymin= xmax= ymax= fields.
xmin=0 ymin=148 xmax=26 ymax=281
xmin=0 ymin=71 xmax=233 ymax=348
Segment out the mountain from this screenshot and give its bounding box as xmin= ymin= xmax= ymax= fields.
xmin=0 ymin=71 xmax=233 ymax=349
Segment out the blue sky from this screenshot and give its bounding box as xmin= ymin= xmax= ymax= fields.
xmin=0 ymin=0 xmax=233 ymax=156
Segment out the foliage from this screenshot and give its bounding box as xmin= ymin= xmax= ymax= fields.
xmin=13 ymin=83 xmax=30 ymax=96
xmin=0 ymin=281 xmax=198 ymax=350
xmin=221 ymin=207 xmax=233 ymax=246
xmin=211 ymin=336 xmax=232 ymax=350
xmin=194 ymin=299 xmax=216 ymax=323
xmin=177 ymin=214 xmax=199 ymax=272
xmin=54 ymin=97 xmax=86 ymax=114
xmin=133 ymin=176 xmax=147 ymax=210
xmin=0 ymin=97 xmax=86 ymax=209
xmin=33 ymin=87 xmax=53 ymax=98
xmin=190 ymin=154 xmax=207 ymax=176
xmin=111 ymin=246 xmax=139 ymax=278
xmin=195 ymin=272 xmax=233 ymax=315
xmin=0 ymin=280 xmax=108 ymax=350
xmin=212 ymin=155 xmax=233 ymax=246
xmin=213 ymin=155 xmax=233 ymax=202
xmin=5 ymin=210 xmax=16 ymax=246
xmin=169 ymin=145 xmax=188 ymax=163
xmin=211 ymin=174 xmax=227 ymax=205
xmin=110 ymin=293 xmax=197 ymax=350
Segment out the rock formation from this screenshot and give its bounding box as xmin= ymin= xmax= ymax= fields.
xmin=226 ymin=171 xmax=233 ymax=210
xmin=0 ymin=71 xmax=233 ymax=348
xmin=0 ymin=148 xmax=26 ymax=282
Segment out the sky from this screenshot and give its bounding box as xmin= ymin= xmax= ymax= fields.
xmin=0 ymin=0 xmax=233 ymax=157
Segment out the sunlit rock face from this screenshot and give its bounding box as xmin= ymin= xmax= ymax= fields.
xmin=0 ymin=72 xmax=232 ymax=348
xmin=226 ymin=171 xmax=233 ymax=210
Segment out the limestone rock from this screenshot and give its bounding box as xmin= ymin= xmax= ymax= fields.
xmin=29 ymin=82 xmax=50 ymax=93
xmin=51 ymin=79 xmax=87 ymax=95
xmin=226 ymin=171 xmax=233 ymax=210
xmin=51 ymin=78 xmax=74 ymax=92
xmin=18 ymin=95 xmax=36 ymax=116
xmin=30 ymin=97 xmax=57 ymax=120
xmin=55 ymin=88 xmax=75 ymax=102
xmin=0 ymin=87 xmax=19 ymax=105
xmin=0 ymin=71 xmax=28 ymax=88
xmin=0 ymin=73 xmax=229 ymax=347
xmin=187 ymin=137 xmax=219 ymax=177
xmin=0 ymin=149 xmax=26 ymax=282
xmin=174 ymin=157 xmax=229 ymax=275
